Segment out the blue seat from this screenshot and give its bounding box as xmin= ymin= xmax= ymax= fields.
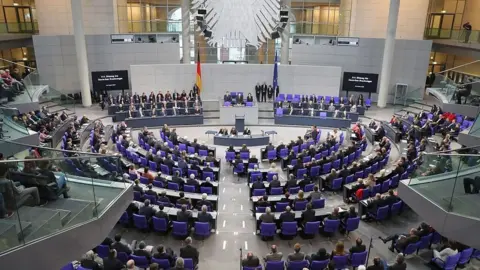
xmin=240 ymin=152 xmax=250 ymax=160
xmin=200 ymin=186 xmax=213 ymax=195
xmin=194 ymin=222 xmax=211 ymax=238
xmin=310 ymin=260 xmax=329 ymax=270
xmin=160 ymin=164 xmax=170 ymax=175
xmin=323 ymin=219 xmax=340 ymax=235
xmin=167 ymin=182 xmax=180 ymax=191
xmin=287 ymin=260 xmax=309 ymax=270
xmin=345 ymin=174 xmax=354 ymax=184
xmin=149 ymin=161 xmax=157 ymax=172
xmin=369 ymin=205 xmax=389 ymax=221
xmin=312 ymin=199 xmax=325 ymax=209
xmin=279 ymin=148 xmax=288 ymax=158
xmin=332 ymin=159 xmax=340 ymax=169
xmin=172 ymin=221 xmax=189 ymax=237
xmin=119 ymin=211 xmax=130 ymax=225
xmin=188 ymin=169 xmax=199 ymax=178
xmin=133 ymin=214 xmax=148 ymax=230
xmin=253 ymin=189 xmax=266 ymax=196
xmin=151 ymin=258 xmax=171 ymax=269
xmin=431 ymin=253 xmax=461 ymax=270
xmin=381 ymin=180 xmax=391 ymax=193
xmin=265 ymin=260 xmax=285 ymax=270
xmin=310 ymin=166 xmax=320 ymax=178
xmin=396 ymin=242 xmax=418 ymax=256
xmin=199 ymin=149 xmax=208 ymax=157
xmin=281 ymin=222 xmax=297 ymax=237
xmin=77 ymin=267 xmax=92 ymax=270
xmin=297 ymin=168 xmax=307 ymax=179
xmin=226 ymin=152 xmax=235 ymax=162
xmin=184 ymin=185 xmax=196 ymax=193
xmin=294 ymin=200 xmax=308 ymax=211
xmin=289 ymin=186 xmax=300 ymax=194
xmin=341 ymin=217 xmax=360 ymax=235
xmin=131 ymin=254 xmax=150 ymax=268
xmin=256 ymin=207 xmax=267 ymax=213
xmin=333 ymin=255 xmax=348 ymax=269
xmin=270 ymin=187 xmax=283 ymax=195
xmin=202 ymin=171 xmax=214 ymax=181
xmin=304 ymin=183 xmax=315 ymax=192
xmin=322 ymin=162 xmax=331 ymax=174
xmin=267 ymin=172 xmax=278 ymax=182
xmin=350 ymin=251 xmax=368 ymax=268
xmin=458 ymin=248 xmax=474 ymax=266
xmin=267 ymin=150 xmax=277 ymax=160
xmin=117 ymin=252 xmax=129 ymax=264
xmin=390 ymin=201 xmax=402 ymax=216
xmin=354 ymin=171 xmax=363 ymax=180
xmin=260 ymin=222 xmax=276 ymax=238
xmin=144 ymin=194 xmax=157 ymax=205
xmin=152 ymin=216 xmax=168 ymax=233
xmin=329 ymin=178 xmax=343 ymax=191
xmin=96 ymin=245 xmax=110 ymax=259
xmin=133 ymin=191 xmax=143 ymax=201
xmin=303 ymin=221 xmax=320 ymax=238
xmin=416 ymin=233 xmax=433 ymax=253
xmin=275 ymin=202 xmax=289 ymax=212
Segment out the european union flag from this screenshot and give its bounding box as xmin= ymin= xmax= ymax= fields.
xmin=273 ymin=51 xmax=278 ymax=89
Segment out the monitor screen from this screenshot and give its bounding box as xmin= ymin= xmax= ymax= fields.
xmin=342 ymin=72 xmax=379 ymax=93
xmin=91 ymin=70 xmax=129 ymax=90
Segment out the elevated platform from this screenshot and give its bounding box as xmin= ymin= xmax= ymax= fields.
xmin=7 ymin=85 xmax=49 ymax=114
xmin=426 ymin=87 xmax=480 ymax=118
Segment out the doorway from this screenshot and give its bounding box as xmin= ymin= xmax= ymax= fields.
xmin=3 ymin=6 xmax=34 ymax=33
xmin=426 ymin=13 xmax=455 ymax=39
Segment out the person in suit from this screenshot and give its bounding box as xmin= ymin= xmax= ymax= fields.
xmin=301 ymin=203 xmax=316 ymax=224
xmin=242 ymin=252 xmax=261 ymax=267
xmin=186 ymin=174 xmax=200 ymax=192
xmin=230 ymin=127 xmax=238 ymax=136
xmin=349 ymin=238 xmax=366 ymax=254
xmin=310 ymin=248 xmax=330 ymax=263
xmin=252 ymin=177 xmax=265 ymax=190
xmin=280 ymin=206 xmax=295 ymax=223
xmin=269 ymin=175 xmax=281 ymax=188
xmin=259 ymin=207 xmax=275 ymax=224
xmin=157 ymin=190 xmax=171 ymax=205
xmin=380 ymin=228 xmax=420 ymax=252
xmin=145 ymin=184 xmax=158 ymax=200
xmin=261 ymin=82 xmax=267 ymax=102
xmin=224 ymin=92 xmax=232 ymax=102
xmin=367 ymin=257 xmax=385 ymax=270
xmin=176 ymin=204 xmax=192 ymax=224
xmin=197 ymin=205 xmax=214 ymax=227
xmin=133 ymin=241 xmax=152 ymax=260
xmin=153 ymin=245 xmax=175 ymax=267
xmin=286 ymin=174 xmax=298 ymax=190
xmin=288 ymin=243 xmax=307 ymax=262
xmin=176 ymin=192 xmax=191 ymax=208
xmin=256 ymin=195 xmax=270 ymax=208
xmin=255 ymin=83 xmax=261 ymax=102
xmin=327 ymin=207 xmax=341 ymax=220
xmin=103 ymin=249 xmax=125 ymax=270
xmin=307 ymin=186 xmax=322 ymax=201
xmin=179 ymin=237 xmax=199 ymax=266
xmin=264 ymin=245 xmax=283 ymax=262
xmin=154 ymin=204 xmax=169 ymax=223
xmin=387 ymin=253 xmax=407 ymax=270
xmin=331 ymin=241 xmax=348 ymax=258
xmin=111 ymin=234 xmax=133 ymax=255
xmin=139 ymin=199 xmax=156 ymax=221
xmin=200 ymin=177 xmax=214 ymax=190
xmin=383 ymin=189 xmax=399 ymax=206
xmin=195 ymin=193 xmax=212 ymax=211
xmin=80 ymin=250 xmax=102 ymax=270
xmin=133 ymin=179 xmax=144 ymax=195
xmin=367 ymin=193 xmax=387 ymax=216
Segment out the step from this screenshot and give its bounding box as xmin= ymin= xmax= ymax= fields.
xmin=0 ymin=219 xmax=32 ymax=238
xmin=42 ymin=198 xmax=95 ymax=226
xmin=413 ymin=101 xmax=433 ymax=108
xmin=8 ymin=206 xmax=66 ymax=242
xmin=259 ymin=111 xmax=273 ymax=118
xmin=0 ymin=222 xmax=19 ymax=251
xmin=203 ymin=111 xmax=219 ymax=118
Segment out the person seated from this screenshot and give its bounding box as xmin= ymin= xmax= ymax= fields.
xmin=294 ymin=190 xmax=307 ymax=205
xmin=341 ymin=206 xmax=358 ymax=224
xmin=387 ymin=253 xmax=407 ymax=270
xmin=200 ymin=177 xmax=214 ymax=190
xmin=142 ymin=167 xmax=155 ymax=184
xmin=433 ymin=240 xmax=458 ymax=262
xmin=307 ymin=186 xmax=322 ymax=201
xmin=176 ymin=192 xmax=191 ymax=207
xmin=242 ymin=252 xmax=261 ymax=268
xmin=285 ymin=174 xmax=298 ymax=190
xmin=180 ymin=237 xmax=199 ymax=267
xmin=239 ymin=144 xmax=250 ymax=153
xmin=154 ymin=204 xmax=169 ymax=223
xmin=145 ymin=184 xmax=158 ymax=200
xmin=111 ymin=234 xmax=133 ymax=255
xmin=176 ymin=204 xmax=192 ymax=225
xmin=243 ymin=127 xmax=251 ymax=135
xmin=80 ymin=250 xmax=103 ymax=270
xmin=139 ymin=199 xmax=156 ymax=221
xmin=103 ymin=249 xmax=125 ymax=270
xmin=196 ymin=193 xmax=212 ymax=210
xmin=379 ymin=228 xmax=420 ymax=252
xmin=259 ymin=206 xmax=275 ymax=224
xmin=153 ymin=245 xmax=175 ymax=267
xmin=367 ymin=257 xmax=385 ymax=270
xmin=324 ymin=168 xmax=338 ymax=188
xmin=331 ymin=241 xmax=348 ymax=258
xmin=264 ymin=244 xmax=283 ymax=262
xmin=288 ymin=243 xmax=308 ymax=262
xmin=197 ymin=205 xmax=214 ymax=227
xmin=279 ymin=206 xmax=295 ymax=223
xmin=350 ymin=238 xmax=366 ymax=254
xmin=301 ymin=203 xmax=316 ymax=224
xmin=252 ymin=176 xmax=265 ymax=190
xmin=230 ymin=127 xmax=238 ymax=136
xmin=224 ymin=91 xmax=232 ymax=102
xmin=218 ymin=128 xmax=229 ymax=136
xmin=383 ymin=189 xmax=399 ymax=205
xmin=247 ymin=93 xmax=254 ymax=102
xmin=186 ymin=174 xmax=200 ymax=192
xmin=134 ymin=241 xmax=152 ymax=260
xmin=256 ymin=194 xmax=270 ymax=209
xmin=310 ymin=248 xmax=330 ymax=262
xmin=326 ymin=207 xmax=340 ymax=221
xmin=328 ymin=103 xmax=336 ymax=112
xmin=157 ymin=190 xmax=171 ymax=205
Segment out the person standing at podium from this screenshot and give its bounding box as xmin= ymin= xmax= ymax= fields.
xmin=267 ymin=85 xmax=273 ymax=101
xmin=237 ymin=93 xmax=244 ymax=106
xmin=255 ymin=83 xmax=261 ymax=102
xmin=261 ymin=82 xmax=267 ymax=102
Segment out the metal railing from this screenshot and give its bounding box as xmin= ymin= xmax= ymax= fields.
xmin=425 ymin=28 xmax=480 ymax=45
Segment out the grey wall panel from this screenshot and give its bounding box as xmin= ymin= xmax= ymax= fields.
xmin=441 ymin=103 xmax=480 ymax=118
xmin=458 ymin=132 xmax=480 ymax=148
xmin=291 ymin=38 xmax=432 ymax=102
xmin=33 ymin=35 xmax=180 ymax=94
xmin=0 ymin=133 xmax=39 ymax=157
xmin=0 ymin=185 xmax=133 ymax=270
xmin=130 ymin=64 xmax=342 ymax=100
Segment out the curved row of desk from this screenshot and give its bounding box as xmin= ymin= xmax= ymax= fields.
xmin=274 ymin=115 xmax=352 ymax=128
xmin=124 ymin=115 xmax=204 ymax=128
xmin=213 ymin=134 xmax=270 ymax=147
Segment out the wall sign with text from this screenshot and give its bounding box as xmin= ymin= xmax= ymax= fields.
xmin=91 ymin=70 xmax=130 ymax=90
xmin=342 ymin=72 xmax=379 ymax=93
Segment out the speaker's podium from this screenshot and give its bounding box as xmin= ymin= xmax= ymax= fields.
xmin=235 ymin=115 xmax=245 ymax=133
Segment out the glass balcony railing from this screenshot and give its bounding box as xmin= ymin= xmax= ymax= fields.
xmin=0 ymin=145 xmax=128 ymax=254
xmin=0 ymin=106 xmax=32 ymax=141
xmin=406 ymin=149 xmax=480 ymax=219
xmin=425 ymin=28 xmax=480 ymax=45
xmin=0 ymin=22 xmax=38 ymax=34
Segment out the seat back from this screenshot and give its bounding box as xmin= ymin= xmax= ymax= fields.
xmin=270 ymin=187 xmax=283 ymax=195
xmin=275 ymin=202 xmax=289 ymax=212
xmin=312 ymin=198 xmax=325 ymax=209
xmin=294 ymin=200 xmax=308 ymax=211
xmin=310 ymin=260 xmax=329 ymax=270
xmin=323 ymin=219 xmax=340 ymax=233
xmin=289 ymin=186 xmax=300 ymax=194
xmin=184 ymin=185 xmax=196 ymax=193
xmin=310 ymin=166 xmax=320 ymax=177
xmin=203 ymin=171 xmax=214 ymax=180
xmin=130 ymin=255 xmax=150 ymax=268
xmin=444 ymin=253 xmax=461 ymax=270
xmin=350 ymin=251 xmax=368 ymax=267
xmin=184 ymin=258 xmax=194 ymax=269
xmin=331 ymin=178 xmax=343 ymax=190
xmin=152 ymin=216 xmax=168 ymax=232
xmin=390 ymin=201 xmax=402 ymax=215
xmin=333 ymin=255 xmax=348 ymax=269
xmin=151 ymin=258 xmax=171 ymax=269
xmin=287 ymin=260 xmax=308 ymax=270
xmin=172 ymin=221 xmax=189 ymax=236
xmin=304 ymin=221 xmax=321 ymax=234
xmin=133 ymin=214 xmax=148 ymax=229
xmin=345 ymin=217 xmax=360 ymax=232
xmin=260 ymin=222 xmax=276 ymax=237
xmin=281 ymin=222 xmax=297 ymax=235
xmin=194 ymin=221 xmax=210 ymax=236
xmin=268 ymin=150 xmax=277 ymax=160
xmin=304 ymin=183 xmax=315 ymax=192
xmin=200 ymin=186 xmax=213 ymax=195
xmin=253 ymin=189 xmax=266 ymax=196
xmin=459 ymin=248 xmax=474 ymax=265
xmin=167 ymin=182 xmax=179 ymax=191
xmin=265 ymin=260 xmax=285 ymax=270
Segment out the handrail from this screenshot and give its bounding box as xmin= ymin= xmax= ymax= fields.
xmin=0 ymin=57 xmax=36 ymax=70
xmin=422 ymin=144 xmax=480 ymax=155
xmin=436 ymin=60 xmax=480 ymax=75
xmin=0 ymin=155 xmax=121 ymax=163
xmin=0 ymin=139 xmax=109 ymax=156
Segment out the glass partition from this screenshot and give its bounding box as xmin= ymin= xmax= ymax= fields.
xmin=0 ymin=106 xmax=31 ymax=141
xmin=407 ymin=152 xmax=480 ymax=219
xmin=0 ymin=153 xmax=127 ymax=254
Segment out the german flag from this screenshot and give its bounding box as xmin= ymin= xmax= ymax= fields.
xmin=196 ymin=48 xmax=202 ymax=94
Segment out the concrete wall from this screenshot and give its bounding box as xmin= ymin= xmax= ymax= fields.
xmin=35 ymin=0 xmax=117 ymax=35
xmin=291 ymin=38 xmax=432 ymax=102
xmin=33 ymin=35 xmax=180 ymax=94
xmin=349 ymin=0 xmax=429 ymax=40
xmin=130 ymin=64 xmax=342 ymax=100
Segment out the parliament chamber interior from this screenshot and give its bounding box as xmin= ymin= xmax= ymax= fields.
xmin=1 ymin=0 xmax=480 ymax=269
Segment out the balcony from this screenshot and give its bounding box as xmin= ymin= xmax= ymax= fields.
xmin=425 ymin=28 xmax=480 ymax=51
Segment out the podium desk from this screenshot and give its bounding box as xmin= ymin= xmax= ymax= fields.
xmin=124 ymin=115 xmax=204 ymax=128
xmin=219 ymin=106 xmax=259 ymax=125
xmin=274 ymin=116 xmax=351 ymax=128
xmin=213 ymin=134 xmax=269 ymax=147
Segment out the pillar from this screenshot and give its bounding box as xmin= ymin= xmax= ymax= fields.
xmin=71 ymin=0 xmax=91 ymax=107
xmin=181 ymin=0 xmax=191 ymax=64
xmin=280 ymin=0 xmax=291 ymax=65
xmin=377 ymin=0 xmax=400 ymax=108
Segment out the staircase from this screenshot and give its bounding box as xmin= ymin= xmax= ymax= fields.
xmin=39 ymin=100 xmax=76 ymax=117
xmin=393 ymin=100 xmax=433 ymax=117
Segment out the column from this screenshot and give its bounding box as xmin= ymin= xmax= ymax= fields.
xmin=280 ymin=0 xmax=291 ymax=65
xmin=377 ymin=0 xmax=400 ymax=108
xmin=181 ymin=0 xmax=191 ymax=64
xmin=71 ymin=0 xmax=91 ymax=107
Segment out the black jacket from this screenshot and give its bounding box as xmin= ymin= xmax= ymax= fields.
xmin=301 ymin=209 xmax=316 ymax=223
xmin=280 ymin=212 xmax=296 ymax=222
xmin=180 ymin=245 xmax=199 ymax=265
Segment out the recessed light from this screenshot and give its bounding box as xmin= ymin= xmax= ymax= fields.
xmin=22 ymin=57 xmax=27 ymax=61
xmin=433 ymin=61 xmax=437 ymax=64
xmin=441 ymin=10 xmax=446 ymax=13
xmin=13 ymin=3 xmax=19 ymax=6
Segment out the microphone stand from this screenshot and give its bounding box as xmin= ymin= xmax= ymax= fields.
xmin=239 ymin=247 xmax=243 ymax=270
xmin=366 ymin=237 xmax=373 ymax=267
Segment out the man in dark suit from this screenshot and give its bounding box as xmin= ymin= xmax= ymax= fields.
xmin=261 ymin=82 xmax=267 ymax=102
xmin=367 ymin=194 xmax=387 ymax=216
xmin=176 ymin=204 xmax=192 ymax=224
xmin=139 ymin=199 xmax=156 ymax=221
xmin=286 ymin=174 xmax=298 ymax=190
xmin=380 ymin=228 xmax=420 ymax=252
xmin=383 ymin=189 xmax=399 ymax=206
xmin=186 ymin=174 xmax=200 ymax=192
xmin=157 ymin=190 xmax=171 ymax=205
xmin=177 ymin=192 xmax=191 ymax=207
xmin=180 ymin=237 xmax=199 ymax=266
xmin=133 ymin=241 xmax=152 ymax=260
xmin=242 ymin=252 xmax=261 ymax=268
xmin=197 ymin=205 xmax=214 ymax=227
xmin=256 ymin=195 xmax=270 ymax=208
xmin=252 ymin=177 xmax=266 ymax=190
xmin=301 ymin=203 xmax=316 ymax=224
xmin=164 ymin=155 xmax=175 ymax=171
xmin=133 ymin=179 xmax=144 ymax=195
xmin=311 ymin=126 xmax=318 ymax=141
xmin=259 ymin=207 xmax=275 ymax=223
xmin=171 ymin=171 xmax=185 ymax=189
xmin=111 ymin=234 xmax=133 ymax=255
xmin=269 ymin=175 xmax=281 ymax=188
xmin=279 ymin=206 xmax=295 ymax=223
xmin=103 ymin=249 xmax=125 ymax=270
xmin=349 ymin=238 xmax=366 ymax=254
xmin=224 ymin=92 xmax=232 ymax=102
xmin=195 ymin=193 xmax=213 ymax=210
xmin=154 ymin=204 xmax=169 ymax=223
xmin=200 ymin=177 xmax=214 ymax=190
xmin=203 ymin=163 xmax=214 ymax=174
xmin=387 ymin=253 xmax=407 ymax=270
xmin=248 ymin=155 xmax=259 ymax=164
xmin=153 ymin=245 xmax=175 ymax=267
xmin=255 ymin=83 xmax=261 ymax=102
xmin=145 ymin=185 xmax=158 ymax=200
